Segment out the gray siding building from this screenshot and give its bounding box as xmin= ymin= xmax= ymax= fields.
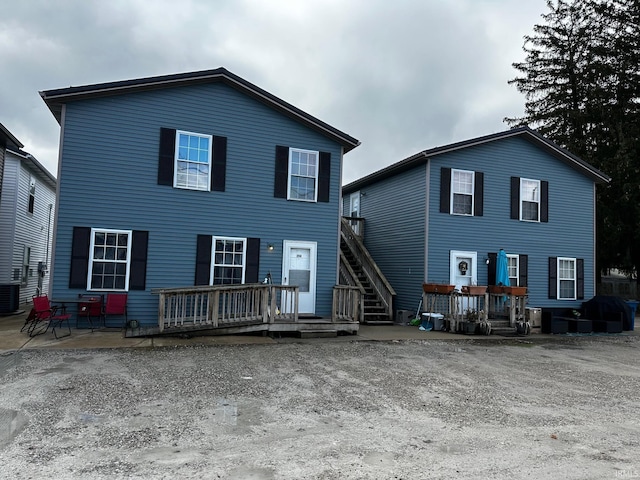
xmin=0 ymin=144 xmax=56 ymax=306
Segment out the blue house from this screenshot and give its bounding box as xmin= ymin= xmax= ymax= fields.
xmin=40 ymin=68 xmax=360 ymax=331
xmin=342 ymin=127 xmax=610 ymax=326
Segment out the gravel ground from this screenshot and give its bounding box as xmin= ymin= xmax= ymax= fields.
xmin=1 ymin=336 xmax=640 ymax=479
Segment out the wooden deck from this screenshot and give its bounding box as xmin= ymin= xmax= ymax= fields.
xmin=128 ymin=284 xmax=362 ymax=338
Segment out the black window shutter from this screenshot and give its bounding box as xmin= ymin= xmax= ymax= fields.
xmin=318 ymin=152 xmax=331 ymax=203
xmin=487 ymin=252 xmax=497 ymax=285
xmin=245 ymin=238 xmax=261 ymax=283
xmin=576 ymin=258 xmax=584 ymax=299
xmin=440 ymin=167 xmax=451 ymax=213
xmin=274 ymin=146 xmax=289 ymax=198
xmin=510 ymin=177 xmax=520 ymax=219
xmin=69 ymin=227 xmax=91 ymax=289
xmin=519 ymin=255 xmax=528 ymax=287
xmin=211 ymin=135 xmax=227 ymax=192
xmin=158 ymin=128 xmax=176 ymax=186
xmin=474 ymin=171 xmax=484 ymax=216
xmin=540 ymin=180 xmax=549 ymax=223
xmin=194 ymin=235 xmax=213 ymax=286
xmin=548 ymin=257 xmax=557 ymax=299
xmin=129 ymin=231 xmax=149 ymax=290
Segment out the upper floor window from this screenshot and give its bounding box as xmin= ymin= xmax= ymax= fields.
xmin=511 ymin=176 xmax=548 ymax=222
xmin=89 ymin=228 xmax=132 ymax=291
xmin=212 ymin=236 xmax=246 ymax=285
xmin=451 ymin=169 xmax=474 ymax=215
xmin=440 ymin=167 xmax=484 ymax=217
xmin=520 ymin=178 xmax=540 ymax=221
xmin=288 ymin=148 xmax=318 ymax=202
xmin=28 ymin=176 xmax=36 ymax=213
xmin=557 ymin=257 xmax=576 ymax=300
xmin=174 ymin=130 xmax=212 ymax=191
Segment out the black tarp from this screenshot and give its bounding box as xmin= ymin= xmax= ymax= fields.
xmin=582 ymin=295 xmax=633 ymax=331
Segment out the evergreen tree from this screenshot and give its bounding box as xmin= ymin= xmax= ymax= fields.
xmin=507 ymin=0 xmax=640 ymax=282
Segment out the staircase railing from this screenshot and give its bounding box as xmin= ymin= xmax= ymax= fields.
xmin=340 ymin=217 xmax=395 ymax=321
xmin=343 ymin=216 xmax=365 ymax=238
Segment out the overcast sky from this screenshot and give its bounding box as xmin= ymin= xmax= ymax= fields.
xmin=0 ymin=0 xmax=547 ymax=185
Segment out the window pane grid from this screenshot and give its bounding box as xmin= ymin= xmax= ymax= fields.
xmin=521 ymin=179 xmax=540 ymax=221
xmin=507 ymin=256 xmax=519 ymax=285
xmin=558 ymin=258 xmax=576 ymax=299
xmin=289 ymin=149 xmax=318 ymax=201
xmin=452 ymin=171 xmax=473 ymax=194
xmin=90 ymin=230 xmax=129 ymax=291
xmin=451 ymin=170 xmax=474 ymax=215
xmin=212 ymin=238 xmax=245 ymax=285
xmin=175 ymin=132 xmax=211 ymax=191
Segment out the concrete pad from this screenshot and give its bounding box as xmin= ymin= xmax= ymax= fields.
xmin=1 ymin=306 xmax=638 ymax=352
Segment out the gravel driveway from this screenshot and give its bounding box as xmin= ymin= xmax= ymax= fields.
xmin=1 ymin=336 xmax=639 ymax=479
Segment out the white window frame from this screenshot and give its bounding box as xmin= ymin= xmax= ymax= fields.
xmin=22 ymin=246 xmax=31 ymax=286
xmin=507 ymin=254 xmax=519 ymax=286
xmin=210 ymin=236 xmax=247 ymax=285
xmin=557 ymin=257 xmax=577 ymax=300
xmin=88 ymin=228 xmax=132 ymax=292
xmin=520 ymin=178 xmax=540 ymax=222
xmin=450 ymin=169 xmax=475 ymax=216
xmin=173 ymin=130 xmax=213 ymax=191
xmin=287 ymin=148 xmax=319 ymax=202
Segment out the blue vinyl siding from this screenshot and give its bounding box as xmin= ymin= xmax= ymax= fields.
xmin=427 ymin=137 xmax=595 ymax=309
xmin=360 ymin=165 xmax=427 ymax=311
xmin=52 ymin=82 xmax=343 ymax=324
xmin=349 ymin=135 xmax=598 ymax=313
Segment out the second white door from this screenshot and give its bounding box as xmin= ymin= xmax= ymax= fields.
xmin=282 ymin=241 xmax=317 ymax=314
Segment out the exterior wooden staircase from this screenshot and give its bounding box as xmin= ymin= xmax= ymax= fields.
xmin=339 ymin=217 xmax=395 ymax=324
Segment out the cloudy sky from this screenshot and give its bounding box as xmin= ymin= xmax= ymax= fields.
xmin=0 ymin=0 xmax=547 ymax=185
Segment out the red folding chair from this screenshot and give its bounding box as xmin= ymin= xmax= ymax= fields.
xmin=104 ymin=293 xmax=128 ymax=328
xmin=20 ymin=307 xmax=38 ymax=333
xmin=31 ymin=295 xmax=72 ymax=339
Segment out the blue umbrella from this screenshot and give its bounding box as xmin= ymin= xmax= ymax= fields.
xmin=496 ymin=249 xmax=510 ymax=287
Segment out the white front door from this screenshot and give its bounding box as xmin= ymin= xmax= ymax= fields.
xmin=349 ymin=192 xmax=361 ymax=235
xmin=450 ymin=250 xmax=477 ymax=312
xmin=450 ymin=250 xmax=477 ymax=289
xmin=282 ymin=241 xmax=317 ymax=314
xmin=349 ymin=192 xmax=360 ymax=217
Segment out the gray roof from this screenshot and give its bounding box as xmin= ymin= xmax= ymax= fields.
xmin=6 ymin=146 xmax=57 ymax=189
xmin=40 ymin=67 xmax=360 ymax=153
xmin=343 ymin=126 xmax=610 ymax=193
xmin=0 ymin=123 xmax=23 ymax=150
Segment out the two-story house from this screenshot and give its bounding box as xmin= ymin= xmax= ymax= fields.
xmin=40 ymin=68 xmax=360 ymax=330
xmin=342 ymin=127 xmax=610 ymax=321
xmin=0 ymin=124 xmax=57 ymax=312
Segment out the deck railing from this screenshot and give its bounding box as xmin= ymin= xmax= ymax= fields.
xmin=333 ymin=285 xmax=363 ymax=323
xmin=153 ymin=283 xmax=361 ymax=331
xmin=153 ymin=284 xmax=299 ymax=332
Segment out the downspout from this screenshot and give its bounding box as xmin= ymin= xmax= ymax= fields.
xmin=423 ymin=154 xmax=430 ymax=282
xmin=45 ymin=202 xmax=52 ymax=266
